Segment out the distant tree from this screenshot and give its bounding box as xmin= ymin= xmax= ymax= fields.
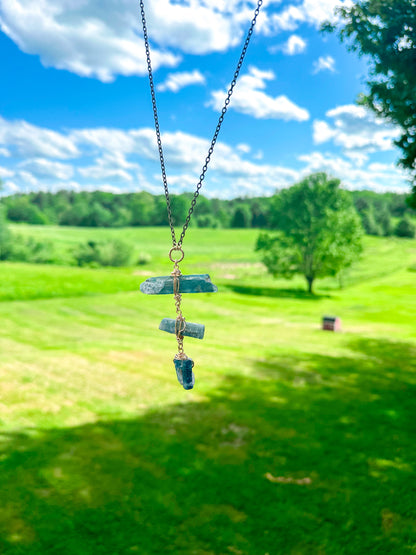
xmin=251 ymin=199 xmax=268 ymax=228
xmin=30 ymin=191 xmax=59 ymax=224
xmin=395 ymin=216 xmax=416 ymax=238
xmin=170 ymin=194 xmax=191 ymax=228
xmin=325 ymin=0 xmax=416 ymax=204
xmin=193 ymin=195 xmax=212 ymax=217
xmin=0 ymin=220 xmax=12 ymax=260
xmin=378 ymin=207 xmax=394 ymax=236
xmin=112 ymin=206 xmax=132 ymax=227
xmin=47 ymin=190 xmax=74 ymax=223
xmin=130 ymin=192 xmax=155 ymax=226
xmin=352 ymin=190 xmax=411 ymax=235
xmin=256 ymin=173 xmax=363 ymax=293
xmin=361 ymin=206 xmax=383 ymax=236
xmin=0 ymin=180 xmax=12 ymax=260
xmin=7 ymin=197 xmax=49 ymax=224
xmin=390 ymin=194 xmax=411 ymax=217
xmin=91 ymin=191 xmax=114 ymax=210
xmin=231 ymin=204 xmax=251 ymax=228
xmin=59 ymin=201 xmax=90 ymax=226
xmin=353 ymin=195 xmax=371 ymax=214
xmin=81 ymin=202 xmax=113 ymax=227
xmin=153 ymin=196 xmax=170 ymax=226
xmin=210 ymin=198 xmax=231 ymax=227
xmin=195 ymin=214 xmax=219 ymax=228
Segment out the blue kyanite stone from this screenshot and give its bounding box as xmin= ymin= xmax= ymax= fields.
xmin=140 ymin=274 xmax=218 ymax=295
xmin=159 ymin=318 xmax=205 ymax=339
xmin=174 ymin=357 xmax=195 ymax=390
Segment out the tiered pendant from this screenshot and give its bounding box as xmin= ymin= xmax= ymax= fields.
xmin=140 ymin=247 xmax=217 ymax=390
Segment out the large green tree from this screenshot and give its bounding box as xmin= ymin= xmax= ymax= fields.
xmin=325 ymin=0 xmax=416 ymax=204
xmin=256 ymin=173 xmax=363 ymax=293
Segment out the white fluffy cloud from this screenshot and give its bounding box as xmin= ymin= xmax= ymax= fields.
xmin=264 ymin=0 xmax=353 ymax=33
xmin=283 ymin=34 xmax=307 ymax=54
xmin=269 ymin=34 xmax=307 ymax=55
xmin=1 ymin=180 xmax=19 ymax=194
xmin=237 ymin=143 xmax=251 ymax=154
xmin=0 ymin=114 xmax=409 ymax=197
xmin=0 ymin=116 xmax=79 ymax=159
xmin=18 ymin=158 xmax=74 ymax=180
xmin=0 ymin=0 xmax=181 ymax=82
xmin=70 ymin=128 xmax=138 ymax=157
xmin=16 ymin=170 xmax=40 ymax=188
xmin=300 ymin=151 xmax=355 ymax=176
xmin=78 ymin=152 xmax=141 ymax=183
xmin=144 ymin=0 xmax=258 ymax=55
xmin=313 ymin=105 xmax=402 ymax=156
xmin=312 ymin=55 xmax=336 ymax=74
xmin=78 ymin=165 xmax=134 ymax=183
xmin=0 ymin=113 xmax=299 ymax=196
xmin=299 ymin=151 xmax=408 ymax=193
xmin=0 ymin=165 xmax=14 ymax=178
xmin=0 ymin=0 xmax=353 ymax=82
xmin=157 ymin=70 xmax=206 ymax=93
xmin=0 ymin=0 xmax=272 ymax=81
xmin=209 ymin=66 xmax=310 ymax=121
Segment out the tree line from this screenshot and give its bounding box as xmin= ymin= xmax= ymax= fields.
xmin=1 ymin=173 xmax=415 ymax=291
xmin=1 ymin=188 xmax=415 ymax=237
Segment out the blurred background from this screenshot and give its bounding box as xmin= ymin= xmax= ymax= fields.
xmin=0 ymin=1 xmax=415 ymax=553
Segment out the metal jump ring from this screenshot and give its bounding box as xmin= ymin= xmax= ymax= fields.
xmin=169 ymin=246 xmax=184 ymax=263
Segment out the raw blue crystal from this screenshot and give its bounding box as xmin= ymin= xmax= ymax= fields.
xmin=174 ymin=358 xmax=195 ymax=390
xmin=140 ymin=274 xmax=218 ymax=295
xmin=159 ymin=318 xmax=205 ymax=339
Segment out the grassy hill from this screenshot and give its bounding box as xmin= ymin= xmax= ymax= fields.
xmin=0 ymin=227 xmax=415 ymax=554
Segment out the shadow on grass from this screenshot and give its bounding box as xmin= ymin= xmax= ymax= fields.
xmin=0 ymin=338 xmax=415 ymax=555
xmin=224 ymin=283 xmax=331 ymax=300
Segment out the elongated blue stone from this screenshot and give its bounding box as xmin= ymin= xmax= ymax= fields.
xmin=159 ymin=318 xmax=205 ymax=339
xmin=140 ymin=274 xmax=218 ymax=295
xmin=174 ymin=358 xmax=195 ymax=390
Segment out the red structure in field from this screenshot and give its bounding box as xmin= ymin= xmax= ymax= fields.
xmin=322 ymin=316 xmax=341 ymax=332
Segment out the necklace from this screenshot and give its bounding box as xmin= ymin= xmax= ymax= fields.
xmin=139 ymin=0 xmax=263 ymax=390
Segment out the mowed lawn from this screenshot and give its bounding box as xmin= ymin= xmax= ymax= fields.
xmin=0 ymin=227 xmax=415 ymax=554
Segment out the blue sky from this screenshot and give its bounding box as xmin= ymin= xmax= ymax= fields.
xmin=0 ymin=0 xmax=409 ymax=199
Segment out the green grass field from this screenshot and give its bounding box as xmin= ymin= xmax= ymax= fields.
xmin=1 ymin=226 xmax=415 ymax=554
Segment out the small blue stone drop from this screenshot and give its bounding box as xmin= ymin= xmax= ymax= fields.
xmin=174 ymin=358 xmax=195 ymax=390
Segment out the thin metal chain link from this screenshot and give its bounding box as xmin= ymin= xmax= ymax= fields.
xmin=139 ymin=0 xmax=263 ymax=247
xmin=139 ymin=0 xmax=176 ymax=246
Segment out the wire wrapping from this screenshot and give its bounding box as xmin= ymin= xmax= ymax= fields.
xmin=172 ymin=264 xmax=187 ymax=359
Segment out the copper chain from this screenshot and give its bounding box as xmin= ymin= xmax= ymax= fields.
xmin=139 ymin=0 xmax=263 ymax=248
